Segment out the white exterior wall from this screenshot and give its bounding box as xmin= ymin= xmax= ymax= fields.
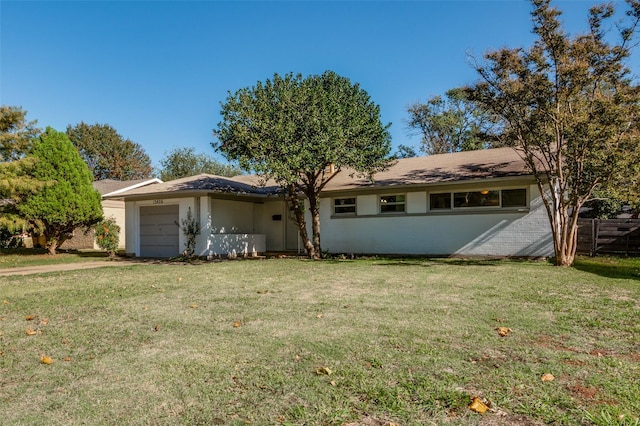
xmin=253 ymin=199 xmax=289 ymax=251
xmin=205 ymin=198 xmax=266 ymax=256
xmin=320 ymin=184 xmax=553 ymax=257
xmin=124 ymin=200 xmax=137 ymax=256
xmin=125 ymin=196 xmax=286 ymax=257
xmin=102 ymin=200 xmax=126 ymax=249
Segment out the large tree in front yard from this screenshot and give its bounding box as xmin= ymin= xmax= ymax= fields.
xmin=466 ymin=0 xmax=640 ymax=266
xmin=66 ymin=122 xmax=153 ymax=181
xmin=18 ymin=127 xmax=103 ymax=254
xmin=214 ymin=71 xmax=392 ymax=259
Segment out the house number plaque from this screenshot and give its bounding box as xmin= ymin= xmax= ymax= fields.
xmin=153 ymin=199 xmax=163 ymax=204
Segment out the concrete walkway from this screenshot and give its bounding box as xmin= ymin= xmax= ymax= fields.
xmin=0 ymin=260 xmax=144 ymax=277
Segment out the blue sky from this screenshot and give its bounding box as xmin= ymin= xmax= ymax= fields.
xmin=1 ymin=0 xmax=636 ymax=169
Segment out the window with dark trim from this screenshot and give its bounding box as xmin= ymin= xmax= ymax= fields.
xmin=429 ymin=189 xmax=527 ymax=210
xmin=333 ymin=197 xmax=356 ymax=215
xmin=454 ymin=190 xmax=500 ymax=208
xmin=501 ymin=189 xmax=527 ymax=207
xmin=430 ymin=193 xmax=452 ymax=210
xmin=380 ymin=194 xmax=406 ymax=213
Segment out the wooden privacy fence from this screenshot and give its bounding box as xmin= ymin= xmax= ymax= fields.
xmin=577 ymin=218 xmax=640 ymax=256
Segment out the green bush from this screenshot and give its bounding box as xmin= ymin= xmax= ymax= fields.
xmin=95 ymin=218 xmax=120 ymax=256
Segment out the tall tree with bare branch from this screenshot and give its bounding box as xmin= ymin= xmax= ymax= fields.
xmin=466 ymin=0 xmax=640 ymax=266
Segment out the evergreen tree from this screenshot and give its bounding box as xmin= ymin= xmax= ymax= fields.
xmin=0 ymin=106 xmax=42 ymax=235
xmin=18 ymin=127 xmax=103 ymax=254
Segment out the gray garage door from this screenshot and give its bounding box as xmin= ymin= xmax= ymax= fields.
xmin=139 ymin=205 xmax=179 ymax=257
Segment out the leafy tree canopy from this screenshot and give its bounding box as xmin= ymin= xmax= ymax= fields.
xmin=158 ymin=147 xmax=242 ymax=181
xmin=214 ymin=70 xmax=392 ymax=258
xmin=18 ymin=127 xmax=103 ymax=254
xmin=66 ymin=122 xmax=153 ymax=181
xmin=466 ymin=0 xmax=640 ymax=266
xmin=0 ymin=106 xmax=43 ymax=233
xmin=1 ymin=105 xmax=40 ymax=161
xmin=406 ymin=88 xmax=499 ymax=155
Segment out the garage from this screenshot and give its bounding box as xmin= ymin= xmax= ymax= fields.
xmin=139 ymin=204 xmax=179 ymax=257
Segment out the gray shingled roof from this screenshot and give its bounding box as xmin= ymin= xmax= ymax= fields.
xmin=105 ymin=173 xmax=279 ymax=199
xmin=108 ymin=148 xmax=531 ymax=200
xmin=322 ymin=146 xmax=530 ymax=192
xmin=93 ymin=178 xmax=161 ymax=196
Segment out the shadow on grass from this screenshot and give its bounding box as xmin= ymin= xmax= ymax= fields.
xmin=573 ymin=256 xmax=640 ymax=281
xmin=0 ymin=248 xmax=112 ymax=258
xmin=0 ymin=247 xmax=49 ymax=256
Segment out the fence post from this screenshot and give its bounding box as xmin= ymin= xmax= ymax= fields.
xmin=593 ymin=219 xmax=598 ymax=256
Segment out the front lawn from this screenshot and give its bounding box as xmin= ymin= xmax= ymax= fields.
xmin=0 ymin=258 xmax=638 ymax=425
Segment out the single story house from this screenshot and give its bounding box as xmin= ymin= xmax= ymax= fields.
xmin=61 ymin=178 xmax=161 ymax=250
xmin=105 ymin=147 xmax=554 ymax=258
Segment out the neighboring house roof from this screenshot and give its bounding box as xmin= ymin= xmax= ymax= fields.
xmin=93 ymin=178 xmax=162 ymax=197
xmin=107 ymin=147 xmax=532 ymax=200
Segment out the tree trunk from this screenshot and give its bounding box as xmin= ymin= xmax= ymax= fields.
xmin=539 ymin=180 xmax=578 ymax=267
xmin=46 ymin=240 xmax=58 ymax=255
xmin=285 ymin=186 xmax=316 ymax=259
xmin=307 ymin=193 xmax=322 ymax=258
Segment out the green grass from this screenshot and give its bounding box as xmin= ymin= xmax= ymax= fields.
xmin=0 ymin=257 xmax=638 ymax=425
xmin=0 ymin=248 xmax=112 ymax=268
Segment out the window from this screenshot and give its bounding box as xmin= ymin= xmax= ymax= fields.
xmin=430 ymin=193 xmax=451 ymax=210
xmin=380 ymin=194 xmax=405 ymax=213
xmin=501 ymin=189 xmax=527 ymax=207
xmin=333 ymin=197 xmax=356 ymax=215
xmin=454 ymin=190 xmax=500 ymax=208
xmin=429 ymin=188 xmax=527 ymax=211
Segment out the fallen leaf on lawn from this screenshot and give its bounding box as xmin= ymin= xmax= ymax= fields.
xmin=25 ymin=328 xmax=39 ymax=336
xmin=40 ymin=355 xmax=53 ymax=365
xmin=469 ymin=396 xmax=489 ymax=413
xmin=2 ymin=300 xmax=9 ymax=305
xmin=39 ymin=318 xmax=49 ymax=325
xmin=330 ymin=380 xmax=336 ymax=386
xmin=154 ymin=324 xmax=161 ymax=331
xmin=189 ymin=304 xmax=198 ymax=309
xmin=315 ymin=366 xmax=332 ymax=375
xmin=496 ymin=326 xmax=512 ymax=337
xmin=25 ymin=315 xmax=36 ymax=321
xmin=316 ymin=314 xmax=323 ymax=318
xmin=541 ymin=373 xmax=555 ymax=382
xmin=256 ymin=289 xmax=269 ymax=294
xmin=177 ymin=277 xmax=183 ymax=282
xmin=63 ymin=356 xmax=72 ymax=362
xmin=233 ymin=321 xmax=241 ymax=328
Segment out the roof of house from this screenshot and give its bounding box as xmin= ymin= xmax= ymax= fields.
xmin=106 ymin=147 xmax=531 ymax=200
xmin=104 ymin=173 xmax=278 ymax=199
xmin=323 ymin=146 xmax=530 ymax=192
xmin=93 ymin=178 xmax=162 ymax=197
